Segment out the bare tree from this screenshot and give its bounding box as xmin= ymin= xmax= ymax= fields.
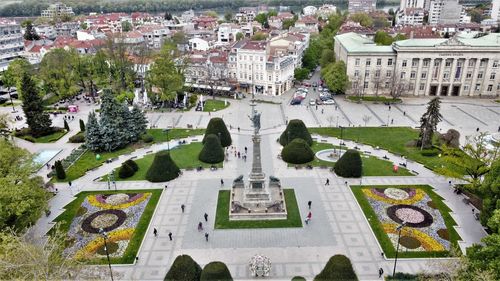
xmin=349 ymin=76 xmax=362 ymax=102
xmin=327 ymin=115 xmax=335 ymax=127
xmin=362 ymin=115 xmax=371 ymax=126
xmin=371 ymin=74 xmax=384 ymax=103
xmin=390 ymin=75 xmax=407 ymax=100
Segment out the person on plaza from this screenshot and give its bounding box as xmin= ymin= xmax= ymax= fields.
xmin=153 ymin=228 xmax=158 ymax=237
xmin=388 ymin=105 xmax=391 ymax=111
xmin=305 ymin=212 xmax=312 ymax=224
xmin=378 ymin=268 xmax=384 ymax=278
xmin=244 ymin=147 xmax=248 ymax=153
xmin=181 ymin=204 xmax=185 ymax=213
xmin=205 ymin=232 xmax=209 ymax=242
xmin=391 ymin=119 xmax=394 ymax=124
xmin=325 ymin=178 xmax=330 ymax=185
xmin=168 ymin=232 xmax=173 ymax=241
xmin=204 ymin=213 xmax=208 ymax=222
xmin=237 ymin=127 xmax=240 ymax=132
xmin=321 ymin=109 xmax=324 ymax=114
xmin=220 ymin=179 xmax=224 ymax=186
xmin=308 ymin=201 xmax=312 ymax=209
xmin=68 ymin=181 xmax=72 ymax=187
xmin=403 ymin=111 xmax=406 ymax=116
xmin=198 ymin=222 xmax=203 ymax=231
xmin=237 ymin=152 xmax=241 ymax=158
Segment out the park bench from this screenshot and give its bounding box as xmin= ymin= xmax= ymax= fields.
xmin=187 ymin=124 xmax=193 ymax=129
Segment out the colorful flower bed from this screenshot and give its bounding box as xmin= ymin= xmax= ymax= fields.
xmin=63 ymin=192 xmax=152 ymax=261
xmin=353 ymin=185 xmax=460 ymax=257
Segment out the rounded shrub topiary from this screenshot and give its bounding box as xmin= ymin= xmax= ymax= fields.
xmin=203 ymin=117 xmax=232 ymax=147
xmin=164 ymin=254 xmax=202 ymax=281
xmin=124 ymin=159 xmax=139 ymax=171
xmin=279 ymin=119 xmax=312 ymax=146
xmin=314 ymin=255 xmax=358 ymax=281
xmin=281 ymin=138 xmax=314 ymax=164
xmin=200 ymin=261 xmax=233 ymax=281
xmin=118 ymin=163 xmax=135 ymax=179
xmin=69 ymin=132 xmax=85 ymax=143
xmin=54 ymin=160 xmax=66 ymax=180
xmin=292 ymin=276 xmax=306 ymax=281
xmin=146 ymin=150 xmax=180 ymax=182
xmin=333 ymin=149 xmax=362 ymax=178
xmin=199 ymin=134 xmax=224 ymax=164
xmin=141 ymin=134 xmax=154 ymax=143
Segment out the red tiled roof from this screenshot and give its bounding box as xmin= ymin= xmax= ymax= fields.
xmin=241 ymin=41 xmax=267 ymax=50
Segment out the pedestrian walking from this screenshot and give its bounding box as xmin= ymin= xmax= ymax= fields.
xmin=198 ymin=222 xmax=203 ymax=231
xmin=237 ymin=127 xmax=240 ymax=132
xmin=244 ymin=146 xmax=248 ymax=153
xmin=237 ymin=152 xmax=241 ymax=158
xmin=153 ymin=228 xmax=158 ymax=237
xmin=378 ymin=268 xmax=384 ymax=278
xmin=204 ymin=213 xmax=208 ymax=222
xmin=403 ymin=111 xmax=406 ymax=116
xmin=308 ymin=201 xmax=312 ymax=209
xmin=476 ymin=127 xmax=480 ymax=132
xmin=168 ymin=232 xmax=172 ymax=241
xmin=325 ymin=178 xmax=330 ymax=185
xmin=388 ymin=105 xmax=391 ymax=111
xmin=344 ymin=181 xmax=348 ymax=185
xmin=220 ymin=179 xmax=224 ymax=186
xmin=321 ymin=109 xmax=324 ymax=114
xmin=181 ymin=204 xmax=185 ymax=213
xmin=205 ymin=232 xmax=209 ymax=242
xmin=304 ymin=211 xmax=312 ymax=224
xmin=449 ymin=180 xmax=452 ymax=187
xmin=315 ymin=105 xmax=318 ymax=110
xmin=391 ymin=119 xmax=394 ymax=124
xmin=68 ymin=181 xmax=72 ymax=187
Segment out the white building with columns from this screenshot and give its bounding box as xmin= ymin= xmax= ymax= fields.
xmin=334 ymin=32 xmax=500 ymax=97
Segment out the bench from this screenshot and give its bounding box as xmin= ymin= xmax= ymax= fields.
xmin=187 ymin=124 xmax=193 ymax=129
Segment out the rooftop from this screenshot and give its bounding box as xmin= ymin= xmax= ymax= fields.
xmin=335 ymin=32 xmax=393 ymax=53
xmin=394 ymin=33 xmax=500 ymax=48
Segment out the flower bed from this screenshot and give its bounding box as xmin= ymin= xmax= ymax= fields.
xmin=352 ymin=185 xmax=460 ymax=258
xmin=57 ymin=190 xmax=161 ymax=264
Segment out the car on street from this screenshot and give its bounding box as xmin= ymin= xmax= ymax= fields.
xmin=312 ymin=82 xmax=317 ymax=87
xmin=0 ymin=97 xmax=8 ymax=104
xmin=290 ymin=98 xmax=302 ymax=105
xmin=318 ymin=86 xmax=323 ymax=92
xmin=302 ymin=82 xmax=311 ymax=87
xmin=309 ymin=98 xmax=316 ymax=105
xmin=323 ymin=99 xmax=336 ymax=105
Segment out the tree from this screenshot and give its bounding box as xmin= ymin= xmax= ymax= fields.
xmin=147 ymin=44 xmax=184 ymax=103
xmin=463 ymin=234 xmax=500 ymax=280
xmin=165 ymin=255 xmax=202 ymax=281
xmin=439 ymin=129 xmax=460 ymax=148
xmin=20 ymin=73 xmax=52 ymax=137
xmin=319 ymin=49 xmax=335 ymax=67
xmin=64 ymin=120 xmax=70 ymax=131
xmin=334 ymin=150 xmax=362 ymax=178
xmin=350 ymin=13 xmax=373 ymax=27
xmin=2 ymin=58 xmax=32 ymax=93
xmin=480 ymin=159 xmax=500 ymax=227
xmin=39 ymin=48 xmax=79 ymax=101
xmin=251 ymin=32 xmax=267 ymax=41
xmin=200 ymin=261 xmax=233 ymax=281
xmin=203 ymin=118 xmax=232 ymax=147
xmin=362 ymin=115 xmax=371 ymax=126
xmin=417 ymin=98 xmax=442 ymax=149
xmin=374 ymin=31 xmax=393 ymax=46
xmin=118 ymin=162 xmax=135 ymax=179
xmin=321 ymin=61 xmax=348 ymax=94
xmin=146 ymin=150 xmax=180 ymax=182
xmin=104 ymin=36 xmax=136 ymax=92
xmin=164 ymin=12 xmax=172 ymax=20
xmin=235 ymin=32 xmax=244 ymax=40
xmin=314 ymin=255 xmax=358 ymax=281
xmin=23 ymin=20 xmax=40 ymax=41
xmin=224 ymin=12 xmax=233 ymax=22
xmin=79 ymin=119 xmax=85 ymax=132
xmin=128 ymin=106 xmax=148 ymax=140
xmin=205 ymin=11 xmax=218 ymax=18
xmin=282 ymin=16 xmax=298 ymax=30
xmin=121 ymin=21 xmax=132 ymax=32
xmin=255 ymin=13 xmax=268 ymax=25
xmin=0 ymin=138 xmax=49 ymax=232
xmin=468 ymin=8 xmax=484 ymax=23
xmin=389 ymin=75 xmax=407 ymax=100
xmin=281 ymin=138 xmax=315 ymax=164
xmin=199 ymin=134 xmax=224 ymax=164
xmin=279 ymin=119 xmax=312 ymax=146
xmin=54 ymin=160 xmax=66 ymax=180
xmin=84 ymin=112 xmax=102 ymax=152
xmin=294 ymin=68 xmax=309 ymax=81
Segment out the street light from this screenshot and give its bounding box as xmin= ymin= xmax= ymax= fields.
xmin=109 ymin=169 xmax=116 ymax=191
xmin=8 ymin=91 xmax=16 ymax=113
xmin=98 ymin=228 xmax=114 ymax=281
xmin=339 ymin=126 xmax=344 ymax=156
xmin=163 ymin=129 xmax=170 ymax=151
xmin=392 ymin=222 xmax=407 ymax=277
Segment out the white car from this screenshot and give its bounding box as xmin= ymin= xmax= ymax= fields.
xmin=309 ymin=98 xmax=316 ymax=105
xmin=323 ymin=99 xmax=335 ymax=105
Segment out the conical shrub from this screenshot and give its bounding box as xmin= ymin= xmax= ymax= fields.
xmin=200 ymin=261 xmax=233 ymax=281
xmin=333 ymin=149 xmax=362 ymax=178
xmin=164 ymin=255 xmax=202 ymax=281
xmin=281 ymin=138 xmax=314 ymax=164
xmin=146 ymin=150 xmax=180 ymax=182
xmin=54 ymin=160 xmax=66 ymax=180
xmin=203 ymin=117 xmax=232 ymax=147
xmin=199 ymin=134 xmax=225 ymax=164
xmin=314 ymin=255 xmax=358 ymax=281
xmin=279 ymin=119 xmax=312 ymax=146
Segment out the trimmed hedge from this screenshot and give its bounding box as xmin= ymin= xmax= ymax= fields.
xmin=54 ymin=160 xmax=66 ymax=180
xmin=146 ymin=150 xmax=180 ymax=182
xmin=203 ymin=117 xmax=232 ymax=147
xmin=291 ymin=277 xmax=306 ymax=281
xmin=314 ymin=255 xmax=358 ymax=281
xmin=200 ymin=261 xmax=233 ymax=281
xmin=124 ymin=159 xmax=139 ymax=171
xmin=164 ymin=255 xmax=202 ymax=281
xmin=281 ymin=138 xmax=314 ymax=164
xmin=118 ymin=163 xmax=134 ymax=179
xmin=333 ymin=149 xmax=362 ymax=178
xmin=279 ymin=119 xmax=313 ymax=146
xmin=69 ymin=132 xmax=85 ymax=143
xmin=141 ymin=134 xmax=154 ymax=143
xmin=199 ymin=134 xmax=225 ymax=164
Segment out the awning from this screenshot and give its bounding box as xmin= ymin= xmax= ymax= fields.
xmin=184 ymin=82 xmax=231 ymax=91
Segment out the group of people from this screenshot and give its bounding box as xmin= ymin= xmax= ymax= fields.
xmin=227 ymin=145 xmax=248 ymax=162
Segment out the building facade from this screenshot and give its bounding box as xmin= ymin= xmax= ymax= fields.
xmin=428 ymin=0 xmax=469 ymax=26
xmin=0 ymin=21 xmax=24 ymax=72
xmin=348 ymin=0 xmax=376 ymax=14
xmin=41 ymin=3 xmax=74 ymax=18
xmin=335 ymin=32 xmax=500 ymax=97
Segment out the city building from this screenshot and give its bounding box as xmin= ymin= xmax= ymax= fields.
xmin=293 ymin=16 xmax=319 ymax=33
xmin=491 ymin=0 xmax=500 ymax=24
xmin=188 ymin=37 xmax=210 ymax=51
xmin=193 ymin=16 xmax=218 ymax=30
xmin=348 ymin=0 xmax=376 ymax=14
xmin=35 ymin=25 xmax=57 ymax=39
xmin=303 ymin=6 xmax=318 ymax=16
xmin=396 ymin=8 xmax=425 ymax=25
xmin=217 ymin=23 xmax=241 ymax=44
xmin=137 ymin=25 xmax=171 ymax=49
xmin=0 ymin=20 xmax=24 ymax=72
xmin=317 ymin=4 xmax=337 ymax=19
xmin=55 ymin=22 xmax=80 ymax=37
xmin=334 ymin=32 xmax=500 ymax=97
xmin=41 ymin=3 xmax=74 ymax=18
xmin=428 ymin=0 xmax=470 ymax=26
xmin=235 ymin=9 xmax=256 ymax=24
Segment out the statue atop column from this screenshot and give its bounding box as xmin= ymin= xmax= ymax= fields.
xmin=249 ymin=110 xmax=261 ymax=133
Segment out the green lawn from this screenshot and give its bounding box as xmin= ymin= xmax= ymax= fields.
xmin=309 ymin=127 xmax=460 ymax=174
xmin=351 ymin=185 xmax=461 ymax=258
xmin=59 ymin=146 xmax=135 ymax=182
xmin=347 ymin=96 xmax=402 ymax=103
xmin=18 ymin=129 xmax=68 ymax=143
xmin=146 ymin=128 xmax=205 ymax=143
xmin=52 ymin=189 xmax=162 ymax=264
xmin=105 ymin=142 xmax=222 ymax=181
xmin=203 ymin=99 xmax=230 ymax=112
xmin=215 ymin=189 xmax=302 ymax=229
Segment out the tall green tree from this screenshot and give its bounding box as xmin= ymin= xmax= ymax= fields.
xmin=121 ymin=21 xmax=132 ymax=32
xmin=23 ymin=20 xmax=39 ymax=41
xmin=480 ymin=158 xmax=500 ymax=227
xmin=321 ymin=61 xmax=348 ymax=94
xmin=105 ymin=37 xmax=136 ymax=92
xmin=2 ymin=58 xmax=32 ymax=93
xmin=146 ymin=44 xmax=184 ymax=103
xmin=20 ymin=73 xmax=52 ymax=137
xmin=294 ymin=68 xmax=309 ymax=81
xmin=417 ymin=98 xmax=442 ymax=149
xmin=319 ymin=49 xmax=335 ymax=67
xmin=84 ymin=111 xmax=101 ymax=152
xmin=374 ymin=31 xmax=393 ymax=45
xmin=39 ymin=48 xmax=79 ymax=101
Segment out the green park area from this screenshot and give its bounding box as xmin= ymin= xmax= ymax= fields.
xmin=309 ymin=127 xmax=460 ymax=174
xmin=146 ymin=128 xmax=205 ymax=143
xmin=214 ymin=189 xmax=302 ymax=229
xmin=346 ymin=96 xmax=402 ymax=103
xmin=53 ymin=189 xmax=162 ymax=264
xmin=28 ymin=130 xmax=67 ymax=143
xmin=351 ymin=185 xmax=461 ymax=258
xmin=203 ymin=99 xmax=230 ymax=112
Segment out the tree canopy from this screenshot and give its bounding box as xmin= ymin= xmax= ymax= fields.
xmin=147 ymin=44 xmax=184 ymax=103
xmin=321 ymin=61 xmax=348 ymax=94
xmin=20 ymin=73 xmax=52 ymax=137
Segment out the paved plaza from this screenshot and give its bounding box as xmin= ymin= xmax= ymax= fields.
xmin=2 ymin=87 xmax=497 ymax=280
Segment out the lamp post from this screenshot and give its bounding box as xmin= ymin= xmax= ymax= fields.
xmin=99 ymin=228 xmax=114 ymax=281
xmin=339 ymin=126 xmax=344 ymax=156
xmin=8 ymin=91 xmax=16 ymax=113
xmin=163 ymin=128 xmax=170 ymax=151
xmin=392 ymin=222 xmax=407 ymax=277
xmin=110 ymin=169 xmax=116 ymax=191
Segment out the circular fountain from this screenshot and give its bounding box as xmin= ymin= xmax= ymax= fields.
xmin=315 ymin=149 xmax=344 ymax=162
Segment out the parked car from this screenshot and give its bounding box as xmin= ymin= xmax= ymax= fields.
xmin=312 ymin=82 xmax=318 ymax=87
xmin=302 ymin=82 xmax=311 ymax=87
xmin=323 ymin=99 xmax=336 ymax=105
xmin=0 ymin=97 xmax=8 ymax=104
xmin=318 ymin=86 xmax=323 ymax=92
xmin=309 ymin=98 xmax=316 ymax=105
xmin=290 ymin=98 xmax=302 ymax=105
xmin=9 ymin=92 xmax=18 ymax=99
xmin=316 ymin=99 xmax=323 ymax=105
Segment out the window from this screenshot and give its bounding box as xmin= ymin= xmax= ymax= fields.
xmin=402 ymin=60 xmax=407 ymax=67
xmin=353 ymin=82 xmax=359 ymax=89
xmin=355 ymin=58 xmax=360 ymax=66
xmin=412 ymin=59 xmax=418 ymax=67
xmin=498 ymin=84 xmax=500 ymax=90
xmin=423 ymin=59 xmax=430 ymax=67
xmin=421 ymin=72 xmax=427 ymax=79
xmin=419 ymin=83 xmax=425 ymax=91
xmin=400 ymin=72 xmax=406 ymax=79
xmin=268 ymin=75 xmax=271 ymax=81
xmin=386 ymin=70 xmax=392 ymax=77
xmin=388 ymin=58 xmax=393 ymax=66
xmin=443 ymin=72 xmax=449 ymax=79
xmin=475 ymin=84 xmax=481 ymax=91
xmin=480 ymin=59 xmax=487 ymax=67
xmin=490 ymin=73 xmax=496 ymax=80
xmin=410 ymin=71 xmax=416 ymax=79
xmin=434 ymin=60 xmax=440 ymax=67
xmin=409 ymin=83 xmax=414 ymax=90
xmin=385 ymin=82 xmax=390 ymax=88
xmin=445 ymin=60 xmax=452 ymax=67
xmin=375 ymin=69 xmax=380 ymax=78
xmin=354 ymin=70 xmax=359 ymax=77
xmin=366 ymin=59 xmax=371 ymax=66
xmin=468 ymin=60 xmax=475 ymax=67
xmin=463 ymin=85 xmax=469 ymax=91
xmin=487 ymin=84 xmax=493 ymax=91
xmin=466 ymin=72 xmax=472 ymax=79
xmin=364 ymin=81 xmax=369 ymax=88
xmin=494 ymin=60 xmax=499 ymax=68
xmin=377 ymin=58 xmax=381 ymax=66
xmin=478 ymin=72 xmax=483 ymax=79
xmin=260 ymin=56 xmax=263 ymax=62
xmin=365 ymin=70 xmax=370 ymax=78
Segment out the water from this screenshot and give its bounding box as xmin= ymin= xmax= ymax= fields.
xmin=34 ymin=149 xmax=62 ymax=166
